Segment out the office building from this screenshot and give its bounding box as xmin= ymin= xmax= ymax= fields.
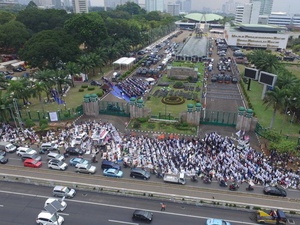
xmin=145 ymin=0 xmax=164 ymax=12
xmin=235 ymin=2 xmax=260 ymax=24
xmin=249 ymin=0 xmax=273 ymax=15
xmin=268 ymin=13 xmax=292 ymax=27
xmin=167 ymin=3 xmax=180 ymax=16
xmin=72 ymin=0 xmax=88 ymax=13
xmin=222 ymin=0 xmax=240 ymax=15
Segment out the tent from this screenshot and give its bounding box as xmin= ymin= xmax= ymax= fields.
xmin=113 ymin=57 xmax=136 ymax=70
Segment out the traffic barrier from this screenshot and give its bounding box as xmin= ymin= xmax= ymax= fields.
xmin=0 ymin=173 xmax=299 ymax=214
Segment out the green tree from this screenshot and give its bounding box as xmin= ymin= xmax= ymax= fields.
xmin=52 ymin=69 xmax=72 ymax=95
xmin=0 ymin=11 xmax=16 ymax=25
xmin=0 ymin=20 xmax=31 ymax=52
xmin=116 ymin=2 xmax=145 ymax=15
xmin=64 ymin=12 xmax=108 ymax=50
xmin=8 ymin=78 xmax=32 ymax=105
xmin=248 ymin=50 xmax=279 ymax=73
xmin=77 ymin=55 xmax=92 ymax=81
xmin=65 ymin=62 xmax=79 ymax=87
xmin=18 ymin=29 xmax=80 ymax=69
xmin=33 ymin=69 xmax=56 ymax=101
xmin=263 ymin=86 xmax=287 ymax=128
xmin=32 ymin=80 xmax=47 ymax=112
xmin=0 ymin=74 xmax=8 ymax=90
xmin=0 ymin=91 xmax=12 ymax=122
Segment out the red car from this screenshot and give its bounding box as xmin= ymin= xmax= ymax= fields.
xmin=23 ymin=159 xmax=42 ymax=168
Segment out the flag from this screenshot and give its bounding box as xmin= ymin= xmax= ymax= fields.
xmin=235 ymin=130 xmax=241 ymax=138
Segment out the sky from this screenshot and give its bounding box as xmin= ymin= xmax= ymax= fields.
xmin=90 ymin=0 xmax=300 ymax=15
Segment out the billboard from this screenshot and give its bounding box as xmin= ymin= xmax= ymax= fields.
xmin=244 ymin=67 xmax=258 ymax=80
xmin=258 ymin=71 xmax=277 ymax=87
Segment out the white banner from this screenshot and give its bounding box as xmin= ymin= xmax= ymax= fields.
xmin=49 ymin=112 xmax=58 ymax=122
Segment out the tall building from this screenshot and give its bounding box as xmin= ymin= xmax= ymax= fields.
xmin=182 ymin=0 xmax=191 ymax=13
xmin=235 ymin=2 xmax=260 ymax=24
xmin=249 ymin=0 xmax=273 ymax=15
xmin=222 ymin=0 xmax=241 ymax=15
xmin=104 ymin=0 xmax=139 ymax=9
xmin=145 ymin=0 xmax=164 ymax=12
xmin=167 ymin=3 xmax=180 ymax=16
xmin=72 ymin=0 xmax=88 ymax=13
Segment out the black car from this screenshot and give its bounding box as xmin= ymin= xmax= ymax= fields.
xmin=90 ymin=80 xmax=101 ymax=86
xmin=21 ymin=153 xmax=42 ymax=162
xmin=101 ymin=159 xmax=121 ymax=170
xmin=132 ymin=210 xmax=153 ymax=223
xmin=0 ymin=155 xmax=8 ymax=164
xmin=263 ymin=186 xmax=287 ymax=197
xmin=65 ymin=147 xmax=84 ymax=156
xmin=130 ymin=168 xmax=151 ymax=180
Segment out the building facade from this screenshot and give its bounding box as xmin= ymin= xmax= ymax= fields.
xmin=167 ymin=3 xmax=180 ymax=16
xmin=145 ymin=0 xmax=164 ymax=12
xmin=72 ymin=0 xmax=88 ymax=13
xmin=224 ymin=24 xmax=289 ymax=49
xmin=235 ymin=2 xmax=260 ymax=24
xmin=249 ymin=0 xmax=273 ymax=15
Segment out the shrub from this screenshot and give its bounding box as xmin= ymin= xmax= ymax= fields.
xmin=137 ymin=117 xmax=148 ymax=123
xmin=79 ymin=88 xmax=84 ymax=92
xmin=173 ymin=81 xmax=184 ymax=88
xmin=132 ymin=121 xmax=141 ymax=129
xmin=161 ymin=96 xmax=185 ymax=105
xmin=87 ymin=86 xmax=95 ymax=91
xmin=81 ymin=84 xmax=88 ymax=88
xmin=147 ymin=123 xmax=155 ymax=129
xmin=96 ymin=91 xmax=103 ymax=97
xmin=25 ymin=119 xmax=35 ymax=128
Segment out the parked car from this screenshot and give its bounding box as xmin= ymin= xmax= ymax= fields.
xmin=90 ymin=80 xmax=101 ymax=86
xmin=47 ymin=152 xmax=65 ymax=161
xmin=101 ymin=159 xmax=121 ymax=170
xmin=132 ymin=210 xmax=153 ymax=223
xmin=264 ymin=186 xmax=287 ymax=197
xmin=23 ymin=159 xmax=42 ymax=168
xmin=0 ymin=155 xmax=8 ymax=164
xmin=65 ymin=147 xmax=84 ymax=156
xmin=52 ymin=185 xmax=76 ymax=198
xmin=16 ymin=147 xmax=37 ymax=156
xmin=0 ymin=150 xmax=6 ymax=156
xmin=21 ymin=153 xmax=41 ymax=162
xmin=44 ymin=198 xmax=67 ymax=212
xmin=48 ymin=159 xmax=68 ymax=171
xmin=69 ymin=157 xmax=89 ymax=167
xmin=206 ymin=218 xmax=231 ymax=225
xmin=256 ymin=209 xmax=287 ymax=225
xmin=130 ymin=168 xmax=151 ymax=180
xmin=75 ymin=163 xmax=96 ymax=174
xmin=36 ymin=211 xmax=64 ymax=225
xmin=103 ymin=168 xmax=123 ymax=178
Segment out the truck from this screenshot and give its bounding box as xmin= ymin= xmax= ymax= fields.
xmin=0 ymin=141 xmax=17 ymax=153
xmin=163 ymin=172 xmax=186 ymax=185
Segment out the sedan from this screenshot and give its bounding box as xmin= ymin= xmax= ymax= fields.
xmin=44 ymin=198 xmax=67 ymax=211
xmin=0 ymin=155 xmax=8 ymax=164
xmin=69 ymin=157 xmax=89 ymax=167
xmin=75 ymin=163 xmax=96 ymax=174
xmin=65 ymin=147 xmax=84 ymax=156
xmin=206 ymin=218 xmax=231 ymax=225
xmin=23 ymin=159 xmax=42 ymax=168
xmin=48 ymin=159 xmax=68 ymax=171
xmin=0 ymin=150 xmax=6 ymax=157
xmin=264 ymin=186 xmax=287 ymax=197
xmin=103 ymin=168 xmax=123 ymax=178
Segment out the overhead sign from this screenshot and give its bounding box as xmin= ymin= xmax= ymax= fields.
xmin=244 ymin=67 xmax=258 ymax=80
xmin=258 ymin=71 xmax=277 ymax=87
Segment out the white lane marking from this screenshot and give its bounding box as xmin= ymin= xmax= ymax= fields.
xmin=58 ymin=213 xmax=69 ymax=216
xmin=108 ymin=220 xmax=138 ymax=225
xmin=0 ymin=190 xmax=278 ymax=225
xmin=0 ymin=205 xmax=3 ymax=207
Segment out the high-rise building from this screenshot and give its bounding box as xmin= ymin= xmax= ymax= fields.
xmin=167 ymin=3 xmax=180 ymax=16
xmin=222 ymin=0 xmax=241 ymax=15
xmin=235 ymin=2 xmax=260 ymax=24
xmin=145 ymin=0 xmax=164 ymax=12
xmin=104 ymin=0 xmax=139 ymax=9
xmin=72 ymin=0 xmax=88 ymax=13
xmin=249 ymin=0 xmax=273 ymax=15
xmin=182 ymin=0 xmax=191 ymax=13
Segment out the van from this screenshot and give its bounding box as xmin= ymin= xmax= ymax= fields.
xmin=163 ymin=172 xmax=186 ymax=185
xmin=101 ymin=160 xmax=121 ymax=170
xmin=130 ymin=168 xmax=151 ymax=180
xmin=0 ymin=141 xmax=16 ymax=153
xmin=36 ymin=211 xmax=64 ymax=225
xmin=73 ymin=132 xmax=88 ymax=145
xmin=52 ymin=186 xmax=76 ymax=198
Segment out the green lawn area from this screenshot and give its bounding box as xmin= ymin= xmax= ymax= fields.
xmin=285 ymin=64 xmax=300 ymax=79
xmin=238 ymin=64 xmax=300 ymax=137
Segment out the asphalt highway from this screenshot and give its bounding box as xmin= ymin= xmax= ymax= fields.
xmin=3 ymin=182 xmax=297 ymax=225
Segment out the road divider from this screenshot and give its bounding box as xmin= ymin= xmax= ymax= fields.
xmin=0 ymin=173 xmax=299 ymax=215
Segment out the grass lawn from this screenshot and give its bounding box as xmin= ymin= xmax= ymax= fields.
xmin=128 ymin=119 xmax=197 ymax=135
xmin=238 ymin=64 xmax=300 ymax=136
xmin=284 ymin=64 xmax=300 ymax=79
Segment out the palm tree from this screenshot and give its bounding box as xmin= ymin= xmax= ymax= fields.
xmin=87 ymin=52 xmax=100 ymax=76
xmin=105 ymin=46 xmax=121 ymax=64
xmin=33 ymin=69 xmax=56 ymax=102
xmin=248 ymin=50 xmax=279 ymax=73
xmin=263 ymin=86 xmax=287 ymax=128
xmin=276 ymin=70 xmax=299 ymax=90
xmin=0 ymin=74 xmax=8 ymax=90
xmin=94 ymin=48 xmax=108 ymax=74
xmin=77 ymin=55 xmax=92 ymax=81
xmin=32 ymin=81 xmax=47 ymax=112
xmin=0 ymin=91 xmax=12 ymax=122
xmin=8 ymin=78 xmax=32 ymax=105
xmin=52 ymin=70 xmax=72 ymax=95
xmin=65 ymin=62 xmax=79 ymax=87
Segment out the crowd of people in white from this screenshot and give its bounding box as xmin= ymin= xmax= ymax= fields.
xmin=0 ymin=121 xmax=299 ymax=190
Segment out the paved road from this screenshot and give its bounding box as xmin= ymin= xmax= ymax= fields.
xmin=3 ymin=182 xmax=297 ymax=225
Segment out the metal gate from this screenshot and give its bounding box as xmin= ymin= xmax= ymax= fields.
xmin=99 ymin=101 xmax=130 ymax=117
xmin=200 ymin=110 xmax=237 ymax=127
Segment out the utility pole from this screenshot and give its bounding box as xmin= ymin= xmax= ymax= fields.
xmin=13 ymin=99 xmax=24 ymax=132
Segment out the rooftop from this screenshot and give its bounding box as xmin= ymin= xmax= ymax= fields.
xmin=231 ymin=24 xmax=286 ymax=33
xmin=184 ymin=13 xmax=223 ymax=22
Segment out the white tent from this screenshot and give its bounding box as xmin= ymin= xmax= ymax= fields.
xmin=113 ymin=57 xmax=136 ymax=69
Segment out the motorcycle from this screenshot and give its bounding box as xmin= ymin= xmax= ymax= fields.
xmin=91 ymin=155 xmax=98 ymax=163
xmin=191 ymin=175 xmax=198 ymax=182
xmin=219 ymin=179 xmax=228 ymax=187
xmin=246 ymin=185 xmax=254 ymax=191
xmin=203 ymin=176 xmax=212 ymax=184
xmin=229 ymin=183 xmax=239 ymax=191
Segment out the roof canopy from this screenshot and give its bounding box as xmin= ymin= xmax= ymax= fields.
xmin=113 ymin=57 xmax=136 ymax=66
xmin=184 ymin=13 xmax=223 ymax=22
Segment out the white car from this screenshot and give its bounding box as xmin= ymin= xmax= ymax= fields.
xmin=48 ymin=159 xmax=68 ymax=171
xmin=75 ymin=163 xmax=96 ymax=174
xmin=47 ymin=152 xmax=65 ymax=161
xmin=16 ymin=147 xmax=37 ymax=156
xmin=36 ymin=211 xmax=64 ymax=225
xmin=44 ymin=198 xmax=67 ymax=211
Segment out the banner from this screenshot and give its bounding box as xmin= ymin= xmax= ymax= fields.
xmin=49 ymin=112 xmax=58 ymax=122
